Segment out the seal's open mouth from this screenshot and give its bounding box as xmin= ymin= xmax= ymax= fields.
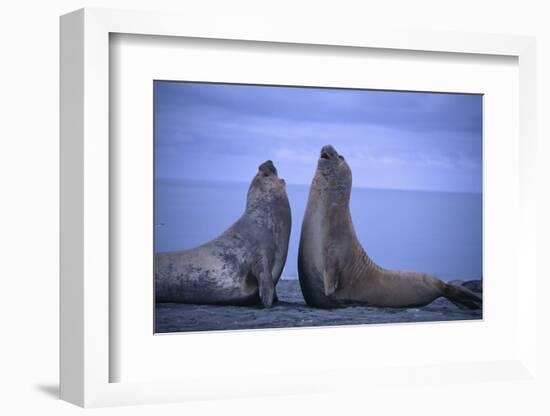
xmin=259 ymin=160 xmax=278 ymax=177
xmin=320 ymin=145 xmax=338 ymax=161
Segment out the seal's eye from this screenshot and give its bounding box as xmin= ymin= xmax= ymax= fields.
xmin=339 ymin=155 xmax=345 ymax=161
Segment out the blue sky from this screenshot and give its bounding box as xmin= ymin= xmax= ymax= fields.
xmin=154 ymin=81 xmax=482 ymax=193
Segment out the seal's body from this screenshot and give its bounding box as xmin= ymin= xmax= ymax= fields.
xmin=298 ymin=145 xmax=482 ymax=310
xmin=156 ymin=161 xmax=291 ymax=308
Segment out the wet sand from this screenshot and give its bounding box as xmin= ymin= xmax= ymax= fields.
xmin=155 ymin=279 xmax=482 ymax=333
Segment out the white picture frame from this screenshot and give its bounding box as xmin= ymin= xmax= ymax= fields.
xmin=60 ymin=7 xmax=538 ymax=408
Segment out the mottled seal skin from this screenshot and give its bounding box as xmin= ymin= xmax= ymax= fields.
xmin=298 ymin=145 xmax=482 ymax=310
xmin=156 ymin=161 xmax=291 ymax=308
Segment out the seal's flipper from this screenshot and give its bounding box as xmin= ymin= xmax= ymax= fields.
xmin=252 ymin=257 xmax=275 ymax=308
xmin=322 ymin=269 xmax=339 ymax=296
xmin=443 ymin=283 xmax=482 ymax=310
xmin=257 ymin=271 xmax=275 ymax=308
xmin=322 ymin=244 xmax=340 ymax=296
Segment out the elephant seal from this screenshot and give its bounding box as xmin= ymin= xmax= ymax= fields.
xmin=155 ymin=160 xmax=291 ymax=308
xmin=298 ymin=145 xmax=482 ymax=310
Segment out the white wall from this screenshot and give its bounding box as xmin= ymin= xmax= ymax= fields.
xmin=1 ymin=1 xmax=548 ymax=415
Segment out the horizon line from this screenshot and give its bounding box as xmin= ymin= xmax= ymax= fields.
xmin=156 ymin=176 xmax=482 ymax=195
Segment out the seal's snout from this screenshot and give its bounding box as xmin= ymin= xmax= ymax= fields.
xmin=320 ymin=145 xmax=338 ymax=160
xmin=259 ymin=160 xmax=278 ymax=177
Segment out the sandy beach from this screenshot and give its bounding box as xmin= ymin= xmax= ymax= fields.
xmin=155 ymin=279 xmax=482 ymax=333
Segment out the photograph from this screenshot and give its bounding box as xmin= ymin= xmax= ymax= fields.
xmin=153 ymin=81 xmax=483 ymax=333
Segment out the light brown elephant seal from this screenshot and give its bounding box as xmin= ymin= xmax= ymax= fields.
xmin=155 ymin=161 xmax=291 ymax=308
xmin=298 ymin=145 xmax=482 ymax=310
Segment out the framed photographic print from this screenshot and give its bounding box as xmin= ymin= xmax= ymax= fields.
xmin=153 ymin=81 xmax=483 ymax=334
xmin=60 ymin=8 xmax=538 ymax=408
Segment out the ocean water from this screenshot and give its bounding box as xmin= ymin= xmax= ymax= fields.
xmin=155 ymin=179 xmax=482 ymax=281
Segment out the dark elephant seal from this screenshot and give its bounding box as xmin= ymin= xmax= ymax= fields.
xmin=156 ymin=161 xmax=291 ymax=308
xmin=298 ymin=145 xmax=482 ymax=310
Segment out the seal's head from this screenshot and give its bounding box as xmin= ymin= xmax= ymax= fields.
xmin=316 ymin=145 xmax=352 ymax=199
xmin=246 ymin=160 xmax=288 ymax=211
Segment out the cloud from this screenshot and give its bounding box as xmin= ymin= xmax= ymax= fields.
xmin=154 ymin=81 xmax=482 ymax=193
xmin=156 ymin=81 xmax=482 ymax=133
